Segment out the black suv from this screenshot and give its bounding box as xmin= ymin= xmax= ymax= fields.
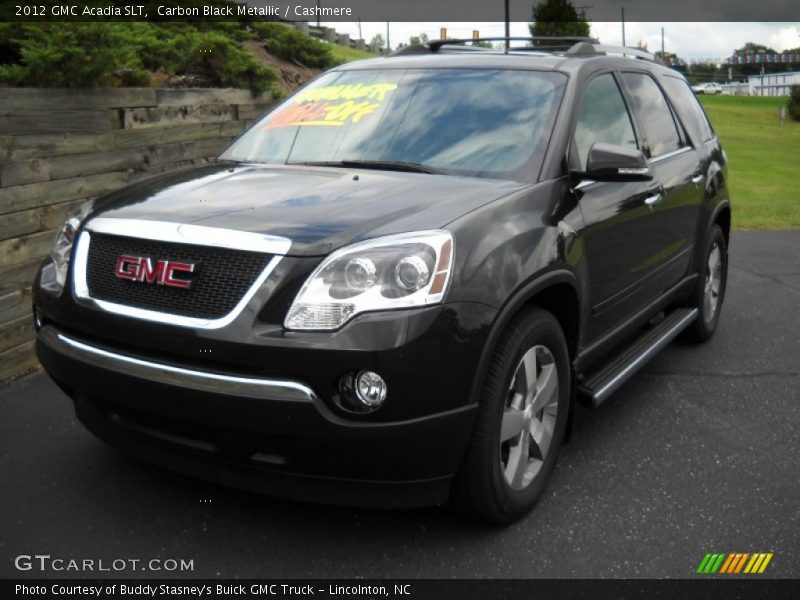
xmin=33 ymin=38 xmax=730 ymax=523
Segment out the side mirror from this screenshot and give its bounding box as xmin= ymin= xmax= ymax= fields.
xmin=581 ymin=142 xmax=652 ymax=182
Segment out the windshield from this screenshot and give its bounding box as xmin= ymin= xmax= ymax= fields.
xmin=220 ymin=68 xmax=567 ymax=182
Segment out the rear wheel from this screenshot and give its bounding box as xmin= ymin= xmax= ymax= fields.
xmin=452 ymin=308 xmax=571 ymax=524
xmin=683 ymin=224 xmax=727 ymax=342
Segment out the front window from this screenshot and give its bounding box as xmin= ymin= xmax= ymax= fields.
xmin=221 ymin=68 xmax=567 ymax=182
xmin=573 ymin=73 xmax=638 ymax=170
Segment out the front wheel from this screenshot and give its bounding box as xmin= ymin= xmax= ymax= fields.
xmin=683 ymin=224 xmax=728 ymax=342
xmin=452 ymin=308 xmax=571 ymax=524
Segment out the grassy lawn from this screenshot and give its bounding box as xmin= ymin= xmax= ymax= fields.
xmin=329 ymin=43 xmax=379 ymax=65
xmin=699 ymin=95 xmax=800 ymax=229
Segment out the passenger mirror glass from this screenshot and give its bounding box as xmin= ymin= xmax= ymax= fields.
xmin=580 ymin=142 xmax=652 ymax=182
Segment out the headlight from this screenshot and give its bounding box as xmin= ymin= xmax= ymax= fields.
xmin=285 ymin=230 xmax=454 ymax=331
xmin=48 ymin=200 xmax=94 ymax=294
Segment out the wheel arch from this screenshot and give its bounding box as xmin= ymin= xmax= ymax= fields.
xmin=468 ymin=269 xmax=581 ymax=408
xmin=712 ymin=200 xmax=731 ymax=247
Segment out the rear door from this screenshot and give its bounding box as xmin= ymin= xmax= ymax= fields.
xmin=571 ymin=72 xmax=670 ymax=340
xmin=619 ymin=71 xmax=705 ymax=291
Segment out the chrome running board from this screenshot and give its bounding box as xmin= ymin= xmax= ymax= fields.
xmin=578 ymin=308 xmax=698 ymax=407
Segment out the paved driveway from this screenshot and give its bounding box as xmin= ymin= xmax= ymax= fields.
xmin=1 ymin=231 xmax=798 ymax=578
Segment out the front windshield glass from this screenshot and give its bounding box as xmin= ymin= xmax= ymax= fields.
xmin=220 ymin=68 xmax=567 ymax=182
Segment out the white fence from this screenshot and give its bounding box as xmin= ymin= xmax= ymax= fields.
xmin=718 ymin=73 xmax=800 ymax=96
xmin=747 ymin=72 xmax=800 ymax=96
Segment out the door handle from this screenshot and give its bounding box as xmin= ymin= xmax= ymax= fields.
xmin=691 ymin=174 xmax=704 ymax=184
xmin=644 ymin=193 xmax=663 ymax=207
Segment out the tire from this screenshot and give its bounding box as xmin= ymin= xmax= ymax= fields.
xmin=683 ymin=224 xmax=727 ymax=343
xmin=452 ymin=307 xmax=571 ymax=524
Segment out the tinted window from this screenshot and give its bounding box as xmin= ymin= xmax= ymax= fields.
xmin=221 ymin=68 xmax=567 ymax=182
xmin=573 ymin=74 xmax=638 ymax=170
xmin=621 ymin=73 xmax=681 ymax=157
xmin=661 ymin=75 xmax=715 ymax=143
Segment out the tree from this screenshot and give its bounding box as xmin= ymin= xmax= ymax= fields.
xmin=735 ymin=42 xmax=778 ymax=55
xmin=788 ymin=85 xmax=800 ymax=122
xmin=529 ymin=0 xmax=591 ymax=44
xmin=369 ymin=33 xmax=385 ymax=50
xmin=685 ymin=62 xmax=724 ymax=84
xmin=731 ymin=42 xmax=790 ymax=75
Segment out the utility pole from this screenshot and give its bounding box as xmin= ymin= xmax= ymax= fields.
xmin=621 ymin=7 xmax=626 ymax=47
xmin=358 ymin=17 xmax=362 ymax=42
xmin=504 ymin=0 xmax=510 ymax=53
xmin=505 ymin=0 xmax=510 ymax=39
xmin=386 ymin=22 xmax=390 ymax=54
xmin=661 ymin=27 xmax=664 ymax=57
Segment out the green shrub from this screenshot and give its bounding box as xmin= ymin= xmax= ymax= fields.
xmin=252 ymin=22 xmax=333 ymax=68
xmin=0 ymin=23 xmax=24 ymax=66
xmin=0 ymin=22 xmax=278 ymax=94
xmin=788 ymin=85 xmax=800 ymax=122
xmin=173 ymin=30 xmax=277 ymax=93
xmin=0 ymin=23 xmax=151 ymax=87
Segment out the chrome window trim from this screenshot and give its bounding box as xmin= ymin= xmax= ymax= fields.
xmin=72 ymin=219 xmax=292 ymax=330
xmin=648 ymin=145 xmax=693 ymax=164
xmin=39 ymin=325 xmax=317 ymax=402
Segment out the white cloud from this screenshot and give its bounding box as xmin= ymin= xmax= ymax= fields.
xmin=770 ymin=25 xmax=800 ymax=51
xmin=327 ymin=21 xmax=800 ymax=59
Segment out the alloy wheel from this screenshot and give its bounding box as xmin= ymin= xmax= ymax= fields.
xmin=499 ymin=345 xmax=559 ymax=491
xmin=703 ymin=242 xmax=723 ymax=326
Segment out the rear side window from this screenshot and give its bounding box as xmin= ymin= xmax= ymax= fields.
xmin=660 ymin=75 xmax=715 ymax=143
xmin=573 ymin=73 xmax=638 ymax=170
xmin=620 ymin=73 xmax=681 ymax=158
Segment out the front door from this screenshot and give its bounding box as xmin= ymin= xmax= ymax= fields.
xmin=571 ymin=72 xmax=668 ymax=341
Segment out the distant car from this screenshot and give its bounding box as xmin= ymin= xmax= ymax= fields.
xmin=692 ymin=82 xmax=723 ymax=95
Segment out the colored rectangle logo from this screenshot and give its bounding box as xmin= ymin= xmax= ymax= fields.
xmin=697 ymin=552 xmax=773 ymax=574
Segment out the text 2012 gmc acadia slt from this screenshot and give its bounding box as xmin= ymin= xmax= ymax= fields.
xmin=33 ymin=38 xmax=730 ymax=523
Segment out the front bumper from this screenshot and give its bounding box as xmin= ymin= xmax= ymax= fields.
xmin=36 ymin=319 xmax=485 ymax=508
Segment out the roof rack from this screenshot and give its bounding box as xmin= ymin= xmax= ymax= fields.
xmin=393 ymin=37 xmax=663 ymax=65
xmin=426 ymin=36 xmax=598 ymax=52
xmin=567 ymin=42 xmax=663 ymax=64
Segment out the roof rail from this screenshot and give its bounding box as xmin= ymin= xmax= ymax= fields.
xmin=572 ymin=43 xmax=664 ymax=64
xmin=393 ymin=43 xmax=490 ymax=56
xmin=427 ymin=36 xmax=599 ymax=52
xmin=393 ymin=37 xmax=663 ymax=65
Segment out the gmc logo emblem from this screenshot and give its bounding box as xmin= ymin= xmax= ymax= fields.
xmin=114 ymin=255 xmax=195 ymax=289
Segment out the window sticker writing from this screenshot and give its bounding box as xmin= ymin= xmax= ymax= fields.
xmin=264 ymin=83 xmax=398 ymax=129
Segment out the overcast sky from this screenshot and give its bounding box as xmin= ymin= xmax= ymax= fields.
xmin=326 ymin=22 xmax=800 ymax=59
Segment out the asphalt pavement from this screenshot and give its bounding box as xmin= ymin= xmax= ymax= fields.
xmin=1 ymin=231 xmax=798 ymax=579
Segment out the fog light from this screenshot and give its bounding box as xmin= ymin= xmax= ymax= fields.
xmin=355 ymin=370 xmax=387 ymax=407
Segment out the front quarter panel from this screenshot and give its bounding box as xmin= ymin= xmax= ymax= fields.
xmin=446 ymin=179 xmax=584 ymax=310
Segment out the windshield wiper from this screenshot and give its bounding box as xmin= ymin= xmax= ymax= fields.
xmin=292 ymin=160 xmax=444 ymax=175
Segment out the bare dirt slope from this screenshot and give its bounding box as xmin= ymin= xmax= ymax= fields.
xmin=243 ymin=40 xmax=322 ymax=95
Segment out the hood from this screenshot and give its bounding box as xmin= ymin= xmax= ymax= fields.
xmin=88 ymin=163 xmax=526 ymax=256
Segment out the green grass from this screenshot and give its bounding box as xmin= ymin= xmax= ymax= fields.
xmin=699 ymin=95 xmax=800 ymax=229
xmin=328 ymin=43 xmax=379 ymax=65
